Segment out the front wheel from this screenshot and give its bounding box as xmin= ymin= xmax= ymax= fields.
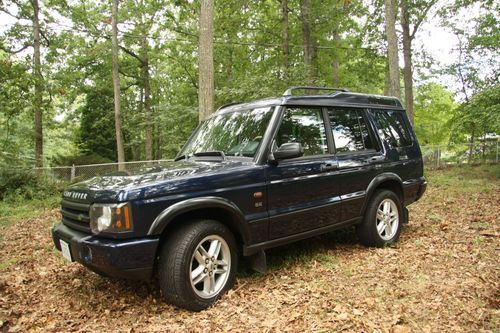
xmin=356 ymin=190 xmax=403 ymax=247
xmin=158 ymin=220 xmax=238 ymax=311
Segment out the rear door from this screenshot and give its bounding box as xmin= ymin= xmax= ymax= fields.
xmin=326 ymin=107 xmax=383 ymax=221
xmin=267 ymin=106 xmax=343 ymax=239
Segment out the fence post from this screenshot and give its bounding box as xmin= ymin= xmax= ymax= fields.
xmin=71 ymin=164 xmax=76 ymax=181
xmin=496 ymin=141 xmax=499 ymax=164
xmin=436 ymin=146 xmax=440 ymax=169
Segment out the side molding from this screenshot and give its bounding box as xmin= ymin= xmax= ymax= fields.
xmin=147 ymin=196 xmax=249 ymax=242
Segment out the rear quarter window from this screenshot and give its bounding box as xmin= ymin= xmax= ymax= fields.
xmin=372 ymin=109 xmax=413 ymax=148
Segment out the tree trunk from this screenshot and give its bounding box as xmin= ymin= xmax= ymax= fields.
xmin=33 ymin=0 xmax=43 ymax=167
xmin=198 ymin=0 xmax=215 ymax=122
xmin=112 ymin=0 xmax=125 ymax=170
xmin=332 ymin=31 xmax=340 ymax=87
xmin=384 ymin=0 xmax=401 ymax=99
xmin=401 ymin=0 xmax=414 ymax=124
xmin=468 ymin=124 xmax=475 ymax=164
xmin=281 ymin=0 xmax=289 ymax=75
xmin=300 ymin=0 xmax=317 ymax=84
xmin=142 ymin=37 xmax=153 ymax=160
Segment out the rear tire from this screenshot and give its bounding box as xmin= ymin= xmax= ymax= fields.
xmin=356 ymin=190 xmax=403 ymax=247
xmin=158 ymin=219 xmax=238 ymax=311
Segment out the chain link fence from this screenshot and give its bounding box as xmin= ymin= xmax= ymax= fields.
xmin=31 ymin=160 xmax=176 ymax=183
xmin=421 ymin=142 xmax=499 ymax=169
xmin=2 ymin=142 xmax=498 ymax=183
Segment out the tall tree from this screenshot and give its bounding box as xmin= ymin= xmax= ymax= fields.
xmin=112 ymin=0 xmax=125 ymax=169
xmin=300 ymin=0 xmax=317 ymax=84
xmin=281 ymin=0 xmax=289 ymax=75
xmin=32 ymin=0 xmax=43 ymax=167
xmin=400 ymin=0 xmax=437 ymax=124
xmin=384 ymin=0 xmax=401 ymax=98
xmin=198 ymin=0 xmax=215 ymax=122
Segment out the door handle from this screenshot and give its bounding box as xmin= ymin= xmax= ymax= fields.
xmin=369 ymin=155 xmax=386 ymax=164
xmin=320 ymin=162 xmax=339 ymax=172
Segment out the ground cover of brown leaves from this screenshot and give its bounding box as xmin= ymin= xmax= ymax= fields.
xmin=0 ymin=166 xmax=499 ymax=332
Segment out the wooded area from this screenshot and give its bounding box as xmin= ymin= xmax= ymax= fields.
xmin=0 ymin=0 xmax=498 ymax=168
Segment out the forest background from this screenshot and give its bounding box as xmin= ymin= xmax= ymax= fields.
xmin=0 ymin=0 xmax=498 ymax=171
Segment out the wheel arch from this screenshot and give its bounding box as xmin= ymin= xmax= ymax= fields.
xmin=148 ymin=197 xmax=248 ymax=252
xmin=362 ymin=173 xmax=404 ymax=215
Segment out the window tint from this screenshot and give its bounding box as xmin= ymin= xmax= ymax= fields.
xmin=276 ymin=107 xmax=328 ymax=156
xmin=327 ymin=108 xmax=374 ymax=152
xmin=372 ymin=110 xmax=412 ymax=147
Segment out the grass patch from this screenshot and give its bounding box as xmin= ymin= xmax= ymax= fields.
xmin=0 ymin=195 xmax=60 ymax=230
xmin=426 ymin=164 xmax=500 ymax=193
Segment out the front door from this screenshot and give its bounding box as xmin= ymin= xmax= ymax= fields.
xmin=267 ymin=107 xmax=343 ymax=239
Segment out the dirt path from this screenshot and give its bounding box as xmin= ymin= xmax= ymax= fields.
xmin=1 ymin=170 xmax=499 ymax=332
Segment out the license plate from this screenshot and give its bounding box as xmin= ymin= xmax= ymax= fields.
xmin=60 ymin=240 xmax=73 ymax=262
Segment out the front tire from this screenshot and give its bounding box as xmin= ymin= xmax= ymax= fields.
xmin=158 ymin=219 xmax=238 ymax=311
xmin=356 ymin=190 xmax=403 ymax=247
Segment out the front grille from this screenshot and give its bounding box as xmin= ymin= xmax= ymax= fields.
xmin=61 ymin=199 xmax=91 ymax=233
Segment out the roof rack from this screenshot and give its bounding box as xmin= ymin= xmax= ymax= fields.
xmin=283 ymin=86 xmax=349 ymax=96
xmin=215 ymin=101 xmax=241 ymax=112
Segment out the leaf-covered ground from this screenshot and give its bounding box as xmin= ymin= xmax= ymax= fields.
xmin=1 ymin=166 xmax=499 ymax=332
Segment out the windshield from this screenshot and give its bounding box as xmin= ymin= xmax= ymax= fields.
xmin=179 ymin=106 xmax=275 ymax=158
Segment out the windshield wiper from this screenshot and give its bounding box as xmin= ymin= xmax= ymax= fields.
xmin=175 ymin=151 xmax=226 ymax=162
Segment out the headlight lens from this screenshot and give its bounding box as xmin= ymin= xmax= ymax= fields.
xmin=90 ymin=203 xmax=133 ymax=234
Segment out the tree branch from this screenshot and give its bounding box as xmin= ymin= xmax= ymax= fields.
xmin=0 ymin=7 xmax=23 ymax=20
xmin=119 ymin=45 xmax=144 ymax=64
xmin=40 ymin=29 xmax=50 ymax=46
xmin=410 ymin=0 xmax=438 ymax=40
xmin=0 ymin=43 xmax=32 ymax=54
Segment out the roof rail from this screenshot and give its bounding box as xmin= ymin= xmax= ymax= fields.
xmin=283 ymin=86 xmax=349 ymax=96
xmin=216 ymin=101 xmax=241 ymax=112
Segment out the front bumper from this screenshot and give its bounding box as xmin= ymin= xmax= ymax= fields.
xmin=52 ymin=223 xmax=159 ymax=281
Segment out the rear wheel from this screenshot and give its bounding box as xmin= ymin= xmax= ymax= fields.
xmin=356 ymin=190 xmax=403 ymax=247
xmin=158 ymin=220 xmax=237 ymax=311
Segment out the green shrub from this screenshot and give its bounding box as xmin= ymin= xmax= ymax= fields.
xmin=51 ymin=153 xmax=114 ymax=166
xmin=0 ymin=169 xmax=63 ymax=202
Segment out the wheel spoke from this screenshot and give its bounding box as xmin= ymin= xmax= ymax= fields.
xmin=192 ymin=267 xmax=206 ymax=285
xmin=377 ymin=221 xmax=386 ymax=234
xmin=198 ymin=244 xmax=210 ymax=258
xmin=385 ymin=223 xmax=392 ymax=237
xmin=377 ymin=210 xmax=385 ymax=221
xmin=383 ymin=201 xmax=390 ymax=214
xmin=208 ymin=239 xmax=221 ymax=258
xmin=215 ymin=267 xmax=227 ymax=275
xmin=203 ymin=274 xmax=212 ymax=293
xmin=194 ymin=249 xmax=205 ymax=265
xmin=216 ymin=259 xmax=228 ymax=267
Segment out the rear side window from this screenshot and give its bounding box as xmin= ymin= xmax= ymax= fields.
xmin=327 ymin=108 xmax=375 ymax=152
xmin=372 ymin=110 xmax=412 ymax=148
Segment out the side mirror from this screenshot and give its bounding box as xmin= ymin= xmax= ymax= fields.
xmin=273 ymin=142 xmax=304 ymax=161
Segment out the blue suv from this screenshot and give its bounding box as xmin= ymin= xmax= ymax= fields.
xmin=52 ymin=87 xmax=427 ymax=310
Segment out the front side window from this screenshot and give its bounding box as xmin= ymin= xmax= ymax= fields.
xmin=328 ymin=108 xmax=375 ymax=152
xmin=179 ymin=107 xmax=274 ymax=158
xmin=372 ymin=110 xmax=412 ymax=148
xmin=275 ymin=107 xmax=328 ymax=156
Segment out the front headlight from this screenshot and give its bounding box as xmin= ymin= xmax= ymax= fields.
xmin=90 ymin=203 xmax=133 ymax=234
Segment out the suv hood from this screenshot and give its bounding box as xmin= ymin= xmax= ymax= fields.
xmin=65 ymin=159 xmax=254 ymax=202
